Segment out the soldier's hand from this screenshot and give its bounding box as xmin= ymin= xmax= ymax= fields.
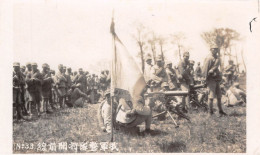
xmin=126 ymin=109 xmax=136 ymax=117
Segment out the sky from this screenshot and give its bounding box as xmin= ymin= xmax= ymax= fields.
xmin=13 ymin=0 xmax=256 ymax=73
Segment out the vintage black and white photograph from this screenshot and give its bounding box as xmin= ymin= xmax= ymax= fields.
xmin=7 ymin=0 xmax=259 ymax=153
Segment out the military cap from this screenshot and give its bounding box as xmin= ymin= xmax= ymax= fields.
xmin=79 ymin=68 xmax=83 ymax=71
xmin=58 ymin=64 xmax=63 ymax=69
xmin=67 ymin=67 xmax=71 ymax=70
xmin=42 ymin=63 xmax=48 ymax=68
xmin=210 ymin=45 xmax=219 ymax=49
xmin=189 ymin=60 xmax=195 ymax=65
xmin=21 ymin=66 xmax=26 ymax=69
xmin=228 ymin=59 xmax=234 ymax=63
xmin=13 ymin=62 xmax=20 ymax=67
xmin=156 ymin=56 xmax=163 ymax=61
xmin=31 ymin=62 xmax=37 ymax=66
xmin=146 ymin=55 xmax=152 ymax=61
xmin=26 ymin=62 xmax=31 ymax=66
xmin=85 ymin=71 xmax=89 ymax=74
xmin=165 ymin=61 xmax=172 ymax=65
xmin=183 ymin=51 xmax=190 ymax=57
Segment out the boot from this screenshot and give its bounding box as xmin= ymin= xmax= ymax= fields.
xmin=17 ymin=105 xmax=26 ymax=121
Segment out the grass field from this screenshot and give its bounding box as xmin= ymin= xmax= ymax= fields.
xmin=13 ymin=98 xmax=246 ymax=153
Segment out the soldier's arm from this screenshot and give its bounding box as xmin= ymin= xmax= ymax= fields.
xmin=76 ymin=88 xmax=88 ymax=99
xmin=210 ymin=58 xmax=221 ymax=72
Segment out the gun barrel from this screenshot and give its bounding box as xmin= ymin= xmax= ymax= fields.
xmin=145 ymin=90 xmax=189 ymax=97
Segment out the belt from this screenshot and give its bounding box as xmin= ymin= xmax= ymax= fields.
xmin=116 ymin=121 xmax=130 ymax=127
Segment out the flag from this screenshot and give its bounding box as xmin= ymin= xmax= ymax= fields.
xmin=110 ymin=18 xmax=146 ymax=106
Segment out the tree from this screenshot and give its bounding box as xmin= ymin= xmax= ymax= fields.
xmin=147 ymin=31 xmax=158 ymax=63
xmin=170 ymin=32 xmax=186 ymax=61
xmin=157 ymin=35 xmax=167 ymax=62
xmin=132 ymin=23 xmax=148 ymax=73
xmin=201 ymin=28 xmax=240 ymax=71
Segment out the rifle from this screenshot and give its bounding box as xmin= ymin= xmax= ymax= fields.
xmin=145 ymin=90 xmax=190 ymax=127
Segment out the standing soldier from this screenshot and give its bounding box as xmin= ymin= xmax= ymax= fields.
xmin=54 ymin=64 xmax=67 ymax=109
xmin=195 ymin=62 xmax=202 ymax=82
xmin=24 ymin=62 xmax=32 ymax=114
xmin=25 ymin=62 xmax=32 ymax=75
xmin=202 ymin=46 xmax=227 ymax=117
xmin=224 ymin=59 xmax=237 ymax=86
xmin=64 ymin=66 xmax=72 ymax=105
xmin=177 ymin=52 xmax=193 ymax=113
xmin=13 ymin=62 xmax=26 ymax=121
xmin=25 ymin=63 xmax=42 ymax=116
xmin=41 ymin=63 xmax=54 ymax=114
xmin=165 ymin=61 xmax=179 ymax=90
xmin=189 ymin=60 xmax=195 ymax=83
xmin=144 ymin=54 xmax=153 ymax=85
xmin=72 ymin=71 xmax=78 ymax=83
xmin=20 ymin=66 xmax=26 ymax=74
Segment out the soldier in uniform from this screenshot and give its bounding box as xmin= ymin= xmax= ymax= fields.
xmin=24 ymin=62 xmax=32 ymax=115
xmin=195 ymin=62 xmax=202 ymax=82
xmin=189 ymin=60 xmax=195 ymax=83
xmin=13 ymin=62 xmax=26 ymax=121
xmin=25 ymin=63 xmax=42 ymax=116
xmin=63 ymin=66 xmax=72 ymax=104
xmin=73 ymin=68 xmax=87 ymax=94
xmin=20 ymin=66 xmax=26 ymax=74
xmin=54 ymin=64 xmax=67 ymax=109
xmin=150 ymin=57 xmax=168 ymax=91
xmin=144 ymin=54 xmax=153 ymax=85
xmin=67 ymin=67 xmax=73 ymax=78
xmin=66 ymin=83 xmax=88 ymax=107
xmin=41 ymin=63 xmax=54 ymax=114
xmin=25 ymin=62 xmax=32 ymax=75
xmin=224 ymin=59 xmax=237 ymax=86
xmin=202 ymin=46 xmax=227 ymax=117
xmin=165 ymin=61 xmax=179 ymax=90
xmin=177 ymin=52 xmax=193 ymax=113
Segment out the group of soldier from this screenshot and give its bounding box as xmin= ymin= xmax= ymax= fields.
xmin=13 ymin=62 xmax=111 ymax=121
xmin=97 ymin=45 xmax=245 ymax=134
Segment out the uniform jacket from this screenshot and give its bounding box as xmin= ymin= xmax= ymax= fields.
xmin=13 ymin=71 xmax=25 ymax=89
xmin=25 ymin=69 xmax=42 ymax=92
xmin=202 ymin=54 xmax=222 ymax=81
xmin=41 ymin=71 xmax=53 ymax=92
xmin=151 ymin=65 xmax=168 ymax=85
xmin=54 ymin=71 xmax=67 ymax=88
xmin=177 ymin=60 xmax=192 ymax=84
xmin=165 ymin=67 xmax=179 ymax=90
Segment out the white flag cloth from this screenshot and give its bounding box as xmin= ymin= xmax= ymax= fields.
xmin=110 ymin=33 xmax=146 ymax=106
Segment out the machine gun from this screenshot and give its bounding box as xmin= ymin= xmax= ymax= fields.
xmin=189 ymin=84 xmax=208 ymax=111
xmin=145 ymin=90 xmax=190 ymax=127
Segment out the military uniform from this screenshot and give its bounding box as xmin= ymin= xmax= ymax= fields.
xmin=13 ymin=62 xmax=26 ymax=120
xmin=202 ymin=46 xmax=226 ymax=116
xmin=144 ymin=55 xmax=153 ymax=84
xmin=73 ymin=68 xmax=87 ymax=94
xmin=41 ymin=63 xmax=54 ymax=113
xmin=54 ymin=64 xmax=67 ymax=108
xmin=177 ymin=52 xmax=193 ymax=112
xmin=195 ymin=62 xmax=202 ymax=82
xmin=224 ymin=60 xmax=237 ymax=86
xmin=165 ymin=61 xmax=179 ymax=90
xmin=25 ymin=63 xmax=42 ymax=115
xmin=150 ymin=57 xmax=168 ymax=91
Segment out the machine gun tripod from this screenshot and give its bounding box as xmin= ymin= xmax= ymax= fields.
xmin=145 ymin=90 xmax=191 ymax=128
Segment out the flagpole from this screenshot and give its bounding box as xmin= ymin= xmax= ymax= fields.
xmin=110 ymin=9 xmax=115 ymax=142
